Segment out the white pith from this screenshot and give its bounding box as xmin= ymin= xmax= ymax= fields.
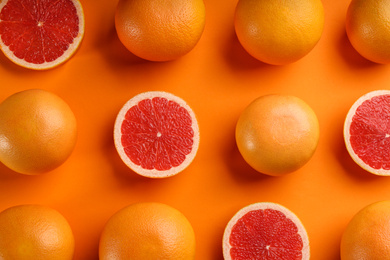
xmin=113 ymin=91 xmax=200 ymax=178
xmin=343 ymin=90 xmax=390 ymax=176
xmin=222 ymin=202 xmax=310 ymax=260
xmin=0 ymin=0 xmax=85 ymax=70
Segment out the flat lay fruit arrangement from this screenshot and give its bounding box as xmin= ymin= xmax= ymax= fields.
xmin=2 ymin=0 xmax=390 ymax=259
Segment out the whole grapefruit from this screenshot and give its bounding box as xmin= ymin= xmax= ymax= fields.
xmin=0 ymin=89 xmax=77 ymax=175
xmin=99 ymin=202 xmax=196 ymax=259
xmin=0 ymin=204 xmax=75 ymax=260
xmin=341 ymin=201 xmax=390 ymax=259
xmin=235 ymin=94 xmax=319 ymax=176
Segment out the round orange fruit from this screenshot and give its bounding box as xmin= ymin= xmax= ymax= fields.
xmin=0 ymin=0 xmax=85 ymax=70
xmin=0 ymin=89 xmax=77 ymax=175
xmin=114 ymin=91 xmax=200 ymax=178
xmin=346 ymin=0 xmax=390 ymax=64
xmin=115 ymin=0 xmax=206 ymax=61
xmin=341 ymin=200 xmax=390 ymax=259
xmin=344 ymin=90 xmax=390 ymax=176
xmin=0 ymin=204 xmax=75 ymax=260
xmin=235 ymin=94 xmax=320 ymax=176
xmin=234 ymin=0 xmax=324 ymax=65
xmin=223 ymin=202 xmax=310 ymax=260
xmin=99 ymin=202 xmax=196 ymax=260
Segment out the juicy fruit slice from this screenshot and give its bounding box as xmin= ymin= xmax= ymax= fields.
xmin=114 ymin=91 xmax=200 ymax=178
xmin=99 ymin=202 xmax=196 ymax=260
xmin=344 ymin=90 xmax=390 ymax=176
xmin=0 ymin=0 xmax=85 ymax=70
xmin=223 ymin=202 xmax=310 ymax=260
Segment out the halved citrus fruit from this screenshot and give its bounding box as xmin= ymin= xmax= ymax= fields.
xmin=223 ymin=202 xmax=310 ymax=260
xmin=344 ymin=90 xmax=390 ymax=176
xmin=0 ymin=0 xmax=85 ymax=70
xmin=114 ymin=91 xmax=200 ymax=178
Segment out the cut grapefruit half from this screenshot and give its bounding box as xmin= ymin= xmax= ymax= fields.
xmin=223 ymin=202 xmax=310 ymax=260
xmin=114 ymin=91 xmax=200 ymax=178
xmin=344 ymin=90 xmax=390 ymax=176
xmin=0 ymin=0 xmax=85 ymax=70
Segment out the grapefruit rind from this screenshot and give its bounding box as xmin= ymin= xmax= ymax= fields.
xmin=222 ymin=202 xmax=310 ymax=260
xmin=343 ymin=90 xmax=390 ymax=176
xmin=113 ymin=91 xmax=200 ymax=178
xmin=0 ymin=0 xmax=85 ymax=70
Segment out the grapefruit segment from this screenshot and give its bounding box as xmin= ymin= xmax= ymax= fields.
xmin=223 ymin=202 xmax=310 ymax=260
xmin=344 ymin=90 xmax=390 ymax=175
xmin=114 ymin=91 xmax=200 ymax=178
xmin=0 ymin=0 xmax=84 ymax=70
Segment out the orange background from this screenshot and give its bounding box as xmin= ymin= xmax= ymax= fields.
xmin=1 ymin=0 xmax=390 ymax=259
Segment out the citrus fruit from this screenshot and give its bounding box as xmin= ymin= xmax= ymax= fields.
xmin=114 ymin=91 xmax=199 ymax=178
xmin=346 ymin=0 xmax=390 ymax=64
xmin=0 ymin=204 xmax=75 ymax=260
xmin=0 ymin=89 xmax=77 ymax=175
xmin=0 ymin=0 xmax=85 ymax=70
xmin=115 ymin=0 xmax=206 ymax=61
xmin=340 ymin=200 xmax=390 ymax=259
xmin=234 ymin=0 xmax=324 ymax=65
xmin=99 ymin=202 xmax=196 ymax=260
xmin=223 ymin=202 xmax=310 ymax=260
xmin=235 ymin=94 xmax=319 ymax=176
xmin=343 ymin=90 xmax=390 ymax=176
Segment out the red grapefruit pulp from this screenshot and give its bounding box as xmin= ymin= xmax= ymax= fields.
xmin=344 ymin=90 xmax=390 ymax=175
xmin=223 ymin=202 xmax=310 ymax=260
xmin=114 ymin=91 xmax=200 ymax=178
xmin=0 ymin=0 xmax=84 ymax=70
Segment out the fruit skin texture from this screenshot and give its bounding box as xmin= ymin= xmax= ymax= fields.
xmin=234 ymin=0 xmax=324 ymax=65
xmin=99 ymin=202 xmax=196 ymax=260
xmin=0 ymin=89 xmax=77 ymax=175
xmin=341 ymin=201 xmax=390 ymax=260
xmin=115 ymin=0 xmax=206 ymax=62
xmin=346 ymin=0 xmax=390 ymax=64
xmin=236 ymin=94 xmax=319 ymax=176
xmin=0 ymin=204 xmax=75 ymax=260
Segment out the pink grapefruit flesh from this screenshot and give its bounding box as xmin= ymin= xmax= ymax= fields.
xmin=0 ymin=0 xmax=84 ymax=70
xmin=344 ymin=90 xmax=390 ymax=176
xmin=223 ymin=202 xmax=310 ymax=260
xmin=114 ymin=91 xmax=200 ymax=178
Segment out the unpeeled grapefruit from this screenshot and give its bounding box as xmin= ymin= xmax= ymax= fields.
xmin=0 ymin=204 xmax=75 ymax=260
xmin=115 ymin=0 xmax=206 ymax=61
xmin=113 ymin=91 xmax=200 ymax=178
xmin=344 ymin=90 xmax=390 ymax=176
xmin=234 ymin=0 xmax=324 ymax=65
xmin=235 ymin=94 xmax=320 ymax=176
xmin=99 ymin=202 xmax=196 ymax=259
xmin=0 ymin=89 xmax=77 ymax=175
xmin=0 ymin=0 xmax=85 ymax=70
xmin=341 ymin=200 xmax=390 ymax=259
xmin=223 ymin=202 xmax=310 ymax=260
